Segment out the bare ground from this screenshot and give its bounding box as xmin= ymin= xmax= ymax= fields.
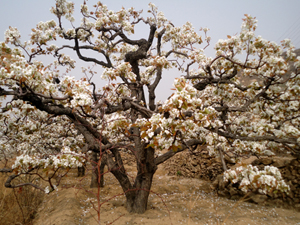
xmin=31 ymin=162 xmax=300 ymax=225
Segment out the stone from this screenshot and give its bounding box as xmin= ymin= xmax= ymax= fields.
xmin=191 ymin=160 xmax=198 ymax=166
xmin=273 ymin=158 xmax=289 ymax=168
xmin=262 ymin=150 xmax=275 ymax=156
xmin=224 ymin=155 xmax=236 ymax=164
xmin=291 ymin=159 xmax=300 ymax=167
xmin=260 ymin=158 xmax=273 ymax=165
xmin=252 ymin=159 xmax=260 ymax=166
xmin=250 ymin=194 xmax=268 ymax=204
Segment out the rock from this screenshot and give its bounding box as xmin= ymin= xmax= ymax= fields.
xmin=273 ymin=158 xmax=289 ymax=168
xmin=250 ymin=194 xmax=268 ymax=204
xmin=191 ymin=160 xmax=198 ymax=166
xmin=211 ymin=174 xmax=228 ymax=191
xmin=189 ymin=166 xmax=197 ymax=173
xmin=283 ymin=170 xmax=293 ymax=180
xmin=252 ymin=159 xmax=260 ymax=166
xmin=291 ymin=159 xmax=300 ymax=167
xmin=224 ymin=155 xmax=237 ymax=164
xmin=262 ymin=150 xmax=275 ymax=156
xmin=260 ymin=158 xmax=273 ymax=165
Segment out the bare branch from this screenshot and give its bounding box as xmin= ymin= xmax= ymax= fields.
xmin=5 ymin=167 xmax=45 ymax=192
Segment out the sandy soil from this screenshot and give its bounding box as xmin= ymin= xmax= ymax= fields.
xmin=31 ymin=162 xmax=300 ymax=225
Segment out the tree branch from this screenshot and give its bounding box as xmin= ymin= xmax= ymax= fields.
xmin=154 ymin=139 xmax=204 ymax=165
xmin=5 ymin=167 xmax=45 ymax=192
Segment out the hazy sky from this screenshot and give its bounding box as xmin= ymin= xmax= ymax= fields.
xmin=1 ymin=0 xmax=300 ymax=101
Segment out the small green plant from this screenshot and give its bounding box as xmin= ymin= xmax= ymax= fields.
xmin=176 ymin=171 xmax=182 ymax=176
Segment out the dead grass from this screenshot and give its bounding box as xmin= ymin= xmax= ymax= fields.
xmin=0 ymin=173 xmax=44 ymax=225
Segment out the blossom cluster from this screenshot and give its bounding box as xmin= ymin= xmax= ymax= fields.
xmin=101 ymin=82 xmax=132 ymax=105
xmin=223 ymin=165 xmax=290 ymax=195
xmin=12 ymin=146 xmax=85 ymax=174
xmin=30 ymin=20 xmax=57 ymax=46
xmin=101 ymin=62 xmax=136 ymax=82
xmin=139 ymin=66 xmax=156 ymax=84
xmin=59 ymin=76 xmax=93 ymax=108
xmin=97 ymin=113 xmax=131 ymax=144
xmin=93 ymin=3 xmax=135 ymax=34
xmin=50 ymin=0 xmax=75 ymax=22
xmin=0 ymin=99 xmax=86 ymax=164
xmin=135 ymin=77 xmax=221 ymax=152
xmin=138 ymin=56 xmax=171 ymax=84
xmin=184 ymin=14 xmax=300 ymax=156
xmin=163 ymin=21 xmax=203 ymax=51
xmin=4 ymin=26 xmax=21 ymax=45
xmin=0 ymin=42 xmax=88 ymax=110
xmin=0 ymin=42 xmax=62 ymax=97
xmin=147 ymin=3 xmax=168 ymax=28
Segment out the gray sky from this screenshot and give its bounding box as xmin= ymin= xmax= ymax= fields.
xmin=1 ymin=0 xmax=300 ymax=101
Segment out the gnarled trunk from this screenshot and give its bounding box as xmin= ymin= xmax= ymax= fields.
xmin=105 ymin=143 xmax=157 ymax=213
xmin=90 ymin=152 xmax=106 ymax=188
xmin=125 ymin=146 xmax=157 ymax=213
xmin=126 ymin=171 xmax=155 ymax=213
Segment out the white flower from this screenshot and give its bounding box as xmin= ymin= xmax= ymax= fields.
xmin=44 ymin=186 xmax=50 ymax=194
xmin=223 ymin=165 xmax=289 ymax=194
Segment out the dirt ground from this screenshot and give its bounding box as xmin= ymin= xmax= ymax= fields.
xmin=30 ymin=161 xmax=300 ymax=225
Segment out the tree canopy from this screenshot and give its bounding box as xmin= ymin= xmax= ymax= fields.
xmin=0 ymin=0 xmax=299 ymax=213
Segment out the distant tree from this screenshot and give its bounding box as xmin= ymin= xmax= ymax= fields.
xmin=0 ymin=0 xmax=299 ymax=213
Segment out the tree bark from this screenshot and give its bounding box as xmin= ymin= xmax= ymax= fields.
xmin=127 ymin=171 xmax=155 ymax=213
xmin=90 ymin=152 xmax=107 ymax=188
xmin=126 ymin=141 xmax=157 ymax=213
xmin=99 ymin=158 xmax=105 ymax=187
xmin=218 ymin=146 xmax=228 ymax=171
xmin=77 ymin=163 xmax=86 ymax=177
xmin=90 ymin=152 xmax=99 ymax=188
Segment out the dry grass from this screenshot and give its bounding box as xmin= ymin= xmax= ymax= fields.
xmin=0 ymin=173 xmax=44 ymax=225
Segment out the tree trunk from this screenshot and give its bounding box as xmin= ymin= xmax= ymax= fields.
xmin=99 ymin=159 xmax=105 ymax=187
xmin=90 ymin=152 xmax=99 ymax=188
xmin=127 ymin=171 xmax=155 ymax=213
xmin=77 ymin=162 xmax=86 ymax=177
xmin=218 ymin=146 xmax=228 ymax=171
xmin=126 ymin=146 xmax=157 ymax=213
xmin=90 ymin=152 xmax=107 ymax=188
